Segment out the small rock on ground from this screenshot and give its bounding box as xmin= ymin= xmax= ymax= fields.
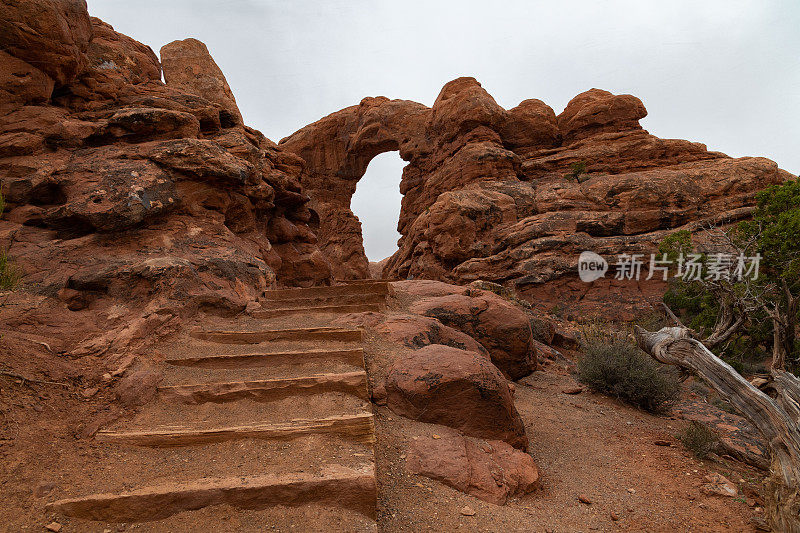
xmin=460 ymin=505 xmax=476 ymax=516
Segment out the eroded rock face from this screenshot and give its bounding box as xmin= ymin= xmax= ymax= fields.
xmin=384 ymin=344 xmax=528 ymax=450
xmin=0 ymin=2 xmax=332 ymax=324
xmin=409 ymin=290 xmax=537 ymax=380
xmin=0 ymin=0 xmax=93 ymax=86
xmin=160 ymin=38 xmax=243 ymax=127
xmin=282 ymin=78 xmax=792 ymax=314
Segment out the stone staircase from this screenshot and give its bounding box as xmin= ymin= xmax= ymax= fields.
xmin=252 ymin=282 xmax=389 ymax=318
xmin=46 ymin=280 xmax=391 ymax=531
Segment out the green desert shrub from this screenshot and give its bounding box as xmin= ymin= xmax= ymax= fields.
xmin=0 ymin=249 xmax=19 ymax=290
xmin=679 ymin=421 xmax=719 ymax=459
xmin=577 ymin=335 xmax=680 ymax=413
xmin=0 ymin=193 xmax=18 ymax=291
xmin=567 ymin=160 xmax=587 ymax=180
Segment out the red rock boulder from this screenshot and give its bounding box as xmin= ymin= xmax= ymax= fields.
xmin=384 ymin=344 xmax=528 ymax=450
xmin=407 ymin=428 xmax=540 ymax=504
xmin=0 ymin=0 xmax=93 ymax=86
xmin=409 ymin=290 xmax=537 ymax=379
xmin=381 ymin=314 xmax=488 ymax=356
xmin=557 ymin=88 xmax=647 ymax=144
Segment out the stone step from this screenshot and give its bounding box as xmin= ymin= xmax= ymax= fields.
xmin=337 ymin=278 xmax=399 ymax=284
xmin=190 ymin=327 xmax=362 ymax=344
xmin=262 ymin=281 xmax=389 ymax=301
xmin=165 ymin=347 xmax=365 ymax=370
xmin=251 ymin=302 xmax=384 ymax=319
xmin=257 ymin=292 xmax=386 ymax=309
xmin=42 ymin=434 xmax=374 ymax=513
xmin=158 ymin=371 xmax=369 ymax=404
xmin=47 ymin=464 xmax=377 ymax=522
xmin=96 ymin=413 xmax=375 ymax=447
xmin=104 ymin=390 xmax=369 ymax=434
xmin=54 ymin=501 xmax=377 ymax=532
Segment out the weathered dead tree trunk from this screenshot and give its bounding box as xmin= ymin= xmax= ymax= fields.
xmin=635 ymin=326 xmax=800 ymax=533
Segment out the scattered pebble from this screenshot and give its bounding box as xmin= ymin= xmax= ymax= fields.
xmin=610 ymin=511 xmax=620 ymax=521
xmin=578 ymin=494 xmax=593 ymax=505
xmin=460 ymin=505 xmax=476 ymax=516
xmin=701 ymin=473 xmax=738 ymax=497
xmin=33 ymin=482 xmax=55 ymax=498
xmin=44 ymin=523 xmax=62 ymax=532
xmin=627 ymin=488 xmax=636 ymax=494
xmin=561 ymin=386 xmax=583 ymax=395
xmin=81 ymin=387 xmax=99 ymax=399
xmin=653 ymin=440 xmax=671 ymax=446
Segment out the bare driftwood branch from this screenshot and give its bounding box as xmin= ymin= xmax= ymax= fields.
xmin=765 ymin=370 xmax=800 ymax=426
xmin=703 ymin=313 xmax=745 ymax=349
xmin=635 ymin=326 xmax=800 ymax=533
xmin=660 ymin=302 xmax=685 ymax=328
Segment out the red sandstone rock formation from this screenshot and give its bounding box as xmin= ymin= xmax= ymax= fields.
xmin=384 ymin=344 xmax=528 ymax=450
xmin=2 ymin=1 xmax=792 ymax=334
xmin=0 ymin=1 xmax=332 ymax=324
xmin=334 ymin=280 xmax=540 ymax=379
xmin=282 ymin=79 xmax=792 ymax=313
xmin=409 ymin=290 xmax=537 ymax=380
xmin=160 ymin=38 xmax=243 ymax=127
xmin=406 ymin=427 xmax=540 ymax=505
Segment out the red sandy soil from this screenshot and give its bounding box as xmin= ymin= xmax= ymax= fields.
xmin=375 ymin=369 xmax=764 ymax=532
xmin=0 ymin=311 xmax=767 ymax=532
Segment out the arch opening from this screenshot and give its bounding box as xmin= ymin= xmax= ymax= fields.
xmin=350 ymin=151 xmax=405 ymax=269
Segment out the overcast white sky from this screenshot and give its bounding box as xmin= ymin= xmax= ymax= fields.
xmin=89 ymin=0 xmax=800 ymax=261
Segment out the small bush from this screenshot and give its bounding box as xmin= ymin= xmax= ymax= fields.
xmin=0 ymin=193 xmax=18 ymax=291
xmin=679 ymin=421 xmax=719 ymax=459
xmin=529 ymin=316 xmax=555 ymax=344
xmin=689 ymin=380 xmax=709 ymax=398
xmin=569 ymin=161 xmax=586 ymax=178
xmin=577 ymin=337 xmax=680 ymax=413
xmin=0 ymin=249 xmax=19 ymax=290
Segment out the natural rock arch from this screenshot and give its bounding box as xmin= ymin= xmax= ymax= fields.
xmin=280 ymin=77 xmax=561 ymax=279
xmin=281 ymin=76 xmax=790 ymax=319
xmin=279 ymin=96 xmax=428 ymax=279
xmin=350 ymin=151 xmax=405 ymax=262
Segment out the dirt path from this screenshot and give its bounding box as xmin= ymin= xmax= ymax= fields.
xmin=375 ymin=368 xmax=764 ymax=532
xmin=0 ymin=280 xmax=767 ymax=532
xmin=8 ymin=283 xmax=393 ymax=532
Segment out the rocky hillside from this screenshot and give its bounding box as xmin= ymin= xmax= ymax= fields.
xmin=0 ymin=0 xmax=793 ymax=354
xmin=282 ymin=78 xmax=792 ymax=313
xmin=0 ymin=0 xmax=333 ymax=321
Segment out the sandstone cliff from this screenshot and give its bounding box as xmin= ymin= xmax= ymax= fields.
xmin=0 ymin=0 xmax=333 ymax=324
xmin=1 ymin=0 xmax=793 ymax=342
xmin=282 ymin=79 xmax=792 ymax=314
